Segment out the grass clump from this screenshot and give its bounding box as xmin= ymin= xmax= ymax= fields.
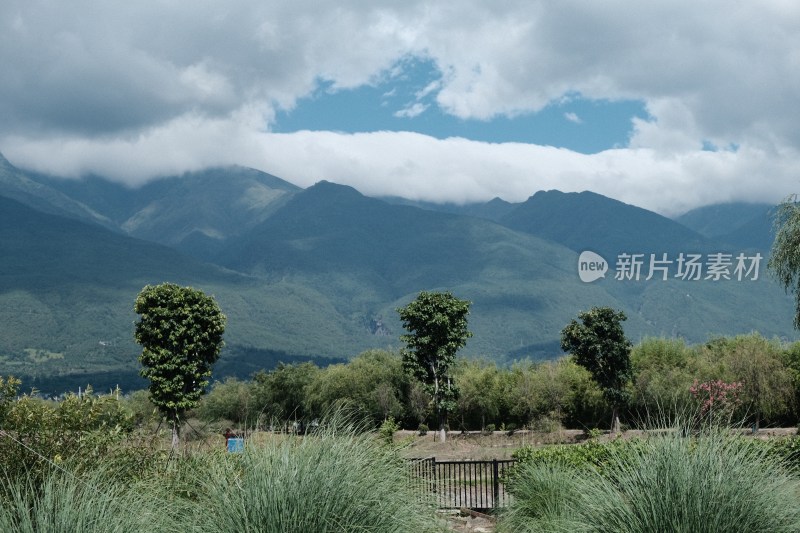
xmin=194 ymin=418 xmax=446 ymax=533
xmin=0 ymin=468 xmax=177 ymax=533
xmin=501 ymin=429 xmax=800 ymax=533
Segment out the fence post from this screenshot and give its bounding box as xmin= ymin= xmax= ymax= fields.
xmin=492 ymin=459 xmax=500 ymax=505
xmin=432 ymin=457 xmax=438 ymax=506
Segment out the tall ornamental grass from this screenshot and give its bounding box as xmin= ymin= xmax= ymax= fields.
xmin=0 ymin=468 xmax=178 ymax=533
xmin=194 ymin=423 xmax=446 ymax=533
xmin=500 ymin=430 xmax=800 ymax=533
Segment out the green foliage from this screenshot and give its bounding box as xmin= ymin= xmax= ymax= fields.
xmin=250 ymin=362 xmax=320 ymax=422
xmin=561 ymin=306 xmax=632 ymax=432
xmin=378 ymin=416 xmax=400 ymax=444
xmin=0 ymin=468 xmax=179 ymax=533
xmin=398 ymin=291 xmax=472 ymax=436
xmin=194 ymin=418 xmax=445 ymax=533
xmin=120 ymin=389 xmax=159 ymax=426
xmin=512 ymin=439 xmax=631 ymax=476
xmin=453 ymin=359 xmax=504 ymax=430
xmin=417 ymin=423 xmax=429 ymax=435
xmin=304 ymin=350 xmax=409 ymax=426
xmin=770 ymin=196 xmax=800 ymax=329
xmin=197 ymin=377 xmax=254 ymax=425
xmin=0 ymin=383 xmax=136 ymax=482
xmin=507 ymin=358 xmax=605 ymax=429
xmin=630 ymin=337 xmax=698 ymax=419
xmin=503 ymin=431 xmax=800 ymax=533
xmin=134 ymin=283 xmax=226 ymax=445
xmin=0 ymin=375 xmax=21 ymax=424
xmin=700 ymin=334 xmax=794 ymax=428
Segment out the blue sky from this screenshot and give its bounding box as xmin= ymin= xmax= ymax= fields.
xmin=273 ymin=59 xmax=650 ymax=154
xmin=1 ymin=1 xmax=799 ymax=215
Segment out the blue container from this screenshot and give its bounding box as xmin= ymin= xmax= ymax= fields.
xmin=227 ymin=437 xmax=244 ymax=453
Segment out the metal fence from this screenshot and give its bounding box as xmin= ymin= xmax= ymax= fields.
xmin=409 ymin=457 xmax=516 ymax=512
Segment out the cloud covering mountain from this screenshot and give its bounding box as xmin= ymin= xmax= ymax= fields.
xmin=1 ymin=1 xmax=799 ymax=215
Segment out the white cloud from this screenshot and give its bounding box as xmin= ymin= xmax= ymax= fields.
xmin=564 ymin=112 xmax=582 ymax=124
xmin=5 ymin=122 xmax=796 ymax=217
xmin=1 ymin=1 xmax=800 ymax=213
xmin=394 ymin=103 xmax=429 ymax=118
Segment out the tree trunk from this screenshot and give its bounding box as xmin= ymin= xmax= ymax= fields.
xmin=171 ymin=414 xmax=181 ymax=450
xmin=610 ymin=406 xmax=620 ymax=436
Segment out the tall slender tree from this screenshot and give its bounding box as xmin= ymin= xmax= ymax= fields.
xmin=561 ymin=306 xmax=632 ymax=434
xmin=134 ymin=283 xmax=226 ymax=449
xmin=397 ymin=291 xmax=472 ymax=443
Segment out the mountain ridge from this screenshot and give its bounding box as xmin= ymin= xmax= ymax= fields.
xmin=0 ymin=153 xmax=795 ymax=393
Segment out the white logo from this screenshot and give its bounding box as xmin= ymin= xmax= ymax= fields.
xmin=578 ymin=251 xmax=608 ymax=283
xmin=576 ymin=250 xmax=763 ymax=283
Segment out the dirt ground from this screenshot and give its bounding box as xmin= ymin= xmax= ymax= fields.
xmin=446 ymin=511 xmax=495 ymax=533
xmin=395 ymin=429 xmax=586 ymax=460
xmin=396 ymin=426 xmax=799 ymax=461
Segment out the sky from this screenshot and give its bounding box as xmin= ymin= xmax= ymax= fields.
xmin=2 ymin=1 xmax=800 ymax=216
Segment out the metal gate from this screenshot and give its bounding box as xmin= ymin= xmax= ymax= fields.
xmin=409 ymin=457 xmax=515 ymax=511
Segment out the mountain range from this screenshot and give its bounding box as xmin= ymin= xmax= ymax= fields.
xmin=0 ymin=152 xmax=793 ymax=393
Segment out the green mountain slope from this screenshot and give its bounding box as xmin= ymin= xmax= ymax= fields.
xmin=219 ymin=181 xmax=797 ymax=359
xmin=38 ymin=166 xmax=300 ymax=259
xmin=0 ymin=194 xmax=236 ymax=377
xmin=673 ymin=201 xmax=777 ymax=252
xmin=1 ymin=156 xmax=797 ymax=392
xmin=500 ymin=190 xmax=709 ymax=256
xmin=0 ymin=154 xmax=113 ymax=228
xmin=0 ymin=194 xmax=363 ymax=390
xmin=381 ymin=196 xmax=516 ymax=222
xmin=676 ymin=202 xmax=774 ymax=239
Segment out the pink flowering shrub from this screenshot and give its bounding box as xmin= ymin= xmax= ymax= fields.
xmin=689 ymin=379 xmax=743 ymax=423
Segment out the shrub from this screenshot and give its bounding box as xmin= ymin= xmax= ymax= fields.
xmin=378 ymin=416 xmax=400 ymax=444
xmin=418 ymin=423 xmax=429 ymax=436
xmin=483 ymin=423 xmax=496 ymax=435
xmin=501 ymin=429 xmax=800 ymax=532
xmin=193 ymin=417 xmax=445 ymax=533
xmin=512 ymin=438 xmax=636 ymax=477
xmin=0 ymin=385 xmax=136 ymax=482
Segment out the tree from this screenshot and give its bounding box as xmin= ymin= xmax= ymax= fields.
xmin=197 ymin=377 xmax=254 ymax=426
xmin=560 ymin=306 xmax=632 ymax=434
xmin=304 ymin=352 xmax=408 ymax=427
xmin=250 ymin=362 xmax=320 ymax=426
xmin=770 ymin=195 xmax=800 ymax=328
xmin=397 ymin=291 xmax=472 ymax=442
xmin=701 ymin=334 xmax=794 ymax=429
xmin=630 ymin=337 xmax=698 ymax=420
xmin=134 ymin=283 xmax=226 ymax=449
xmin=454 ymin=359 xmax=502 ymax=431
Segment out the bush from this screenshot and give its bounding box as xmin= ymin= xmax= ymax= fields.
xmin=194 ymin=417 xmax=446 ymax=532
xmin=0 ymin=384 xmax=136 ymax=482
xmin=418 ymin=423 xmax=429 ymax=436
xmin=501 ymin=429 xmax=800 ymax=532
xmin=483 ymin=423 xmax=496 ymax=435
xmin=378 ymin=416 xmax=400 ymax=444
xmin=512 ymin=439 xmax=635 ymax=477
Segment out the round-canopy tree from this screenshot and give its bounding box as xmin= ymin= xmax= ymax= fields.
xmin=560 ymin=306 xmax=632 ymax=434
xmin=134 ymin=283 xmax=226 ymax=448
xmin=397 ymin=290 xmax=472 ymax=443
